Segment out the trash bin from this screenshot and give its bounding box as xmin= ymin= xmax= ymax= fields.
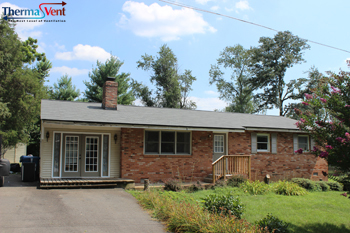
xmin=21 ymin=163 xmax=36 ymax=182
xmin=20 ymin=156 xmax=40 ymax=182
xmin=0 ymin=158 xmax=10 ymax=187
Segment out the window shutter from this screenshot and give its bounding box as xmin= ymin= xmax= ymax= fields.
xmin=271 ymin=133 xmax=277 ymax=154
xmin=310 ymin=136 xmax=315 ymax=150
xmin=293 ymin=134 xmax=298 ymax=153
xmin=251 ymin=133 xmax=257 ymax=154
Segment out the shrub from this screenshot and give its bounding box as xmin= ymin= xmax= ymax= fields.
xmin=164 ymin=179 xmax=182 ymax=192
xmin=256 ymin=213 xmax=290 ymax=233
xmin=202 ymin=192 xmax=245 ymax=219
xmin=227 ymin=175 xmax=247 ymax=187
xmin=316 ymin=181 xmax=330 ymax=191
xmin=240 ymin=180 xmax=271 ymax=195
xmin=187 ymin=181 xmax=204 ymax=192
xmin=273 ymin=180 xmax=308 ymax=196
xmin=326 ymin=181 xmax=343 ymax=191
xmin=291 ymin=178 xmax=322 ymax=191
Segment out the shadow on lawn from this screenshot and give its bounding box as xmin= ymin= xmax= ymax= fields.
xmin=290 ymin=222 xmax=350 ymax=233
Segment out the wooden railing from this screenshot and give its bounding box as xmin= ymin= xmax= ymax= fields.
xmin=212 ymin=155 xmax=251 ymax=184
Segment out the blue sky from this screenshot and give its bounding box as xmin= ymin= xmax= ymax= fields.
xmin=2 ymin=0 xmax=349 ymax=115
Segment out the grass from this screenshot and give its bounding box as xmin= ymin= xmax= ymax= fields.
xmin=129 ymin=186 xmax=350 ymax=233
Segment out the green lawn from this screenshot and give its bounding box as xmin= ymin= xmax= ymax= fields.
xmin=131 ymin=187 xmax=350 ymax=233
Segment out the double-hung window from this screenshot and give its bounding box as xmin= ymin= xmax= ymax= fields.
xmin=298 ymin=135 xmax=309 ymax=151
xmin=257 ymin=134 xmax=269 ymax=152
xmin=145 ymin=131 xmax=191 ymax=155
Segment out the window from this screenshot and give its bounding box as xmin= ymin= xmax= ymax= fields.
xmin=145 ymin=131 xmax=159 ymax=153
xmin=145 ymin=131 xmax=191 ymax=155
xmin=257 ymin=134 xmax=269 ymax=152
xmin=298 ymin=135 xmax=309 ymax=151
xmin=214 ymin=135 xmax=224 ymax=153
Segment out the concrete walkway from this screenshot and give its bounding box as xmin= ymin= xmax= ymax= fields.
xmin=0 ymin=175 xmax=166 ymax=233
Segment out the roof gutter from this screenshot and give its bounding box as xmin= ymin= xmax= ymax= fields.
xmin=244 ymin=127 xmax=305 ymax=133
xmin=42 ymin=120 xmax=246 ymax=132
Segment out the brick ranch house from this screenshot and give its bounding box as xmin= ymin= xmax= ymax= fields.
xmin=39 ymin=78 xmax=328 ymax=185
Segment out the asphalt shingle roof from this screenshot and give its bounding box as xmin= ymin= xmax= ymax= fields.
xmin=41 ymin=99 xmax=299 ymax=130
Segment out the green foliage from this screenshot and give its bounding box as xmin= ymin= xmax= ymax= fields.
xmin=316 ymin=181 xmax=331 ymax=191
xmin=326 ymin=181 xmax=343 ymax=191
xmin=273 ymin=180 xmax=308 ymax=196
xmin=50 ymin=75 xmax=80 ymax=101
xmin=0 ymin=19 xmax=49 ymax=155
xmin=187 ymin=181 xmax=204 ymax=192
xmin=227 ymin=175 xmax=247 ymax=187
xmin=164 ymin=179 xmax=183 ymax=192
xmin=134 ymin=44 xmax=197 ymax=109
xmin=250 ymin=31 xmax=310 ymax=116
xmin=84 ymin=55 xmax=135 ymax=105
xmin=209 ymin=44 xmax=257 ymax=113
xmin=202 ymin=192 xmax=245 ymax=219
xmin=130 ymin=190 xmax=262 ymax=233
xmin=291 ymin=178 xmax=322 ymax=191
xmin=240 ymin=180 xmax=271 ymax=195
xmin=256 ymin=213 xmax=290 ymax=233
xmin=295 ymin=71 xmax=350 ymax=172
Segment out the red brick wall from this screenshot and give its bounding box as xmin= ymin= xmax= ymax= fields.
xmin=228 ymin=132 xmax=328 ymax=181
xmin=120 ymin=128 xmax=328 ymax=183
xmin=120 ymin=128 xmax=213 ymax=183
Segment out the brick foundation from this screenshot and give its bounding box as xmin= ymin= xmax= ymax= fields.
xmin=120 ymin=129 xmax=328 ymax=183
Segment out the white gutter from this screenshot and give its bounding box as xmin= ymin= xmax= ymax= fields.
xmin=43 ymin=120 xmax=245 ymax=132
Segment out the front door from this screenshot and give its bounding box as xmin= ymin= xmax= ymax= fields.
xmin=61 ymin=134 xmax=101 ymax=178
xmin=213 ymin=134 xmax=226 ymax=162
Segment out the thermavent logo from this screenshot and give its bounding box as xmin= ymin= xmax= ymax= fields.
xmin=2 ymin=1 xmax=67 ymax=22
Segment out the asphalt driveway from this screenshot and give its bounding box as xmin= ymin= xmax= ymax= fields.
xmin=0 ymin=175 xmax=166 ymax=233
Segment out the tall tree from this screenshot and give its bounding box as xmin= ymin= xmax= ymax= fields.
xmin=134 ymin=44 xmax=196 ymax=109
xmin=84 ymin=55 xmax=135 ymax=105
xmin=50 ymin=75 xmax=80 ymax=101
xmin=0 ymin=19 xmax=48 ymax=157
xmin=249 ymin=31 xmax=310 ymax=116
xmin=209 ymin=45 xmax=256 ymax=113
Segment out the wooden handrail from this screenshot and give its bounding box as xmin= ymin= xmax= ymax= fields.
xmin=212 ymin=155 xmax=251 ymax=184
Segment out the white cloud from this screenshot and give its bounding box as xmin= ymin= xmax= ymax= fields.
xmin=204 ymin=90 xmax=219 ymax=96
xmin=195 ymin=0 xmax=213 ymax=4
xmin=55 ymin=44 xmax=111 ymax=62
xmin=51 ymin=66 xmax=89 ymax=76
xmin=37 ymin=42 xmax=46 ymax=53
xmin=235 ymin=0 xmax=252 ymax=11
xmin=53 ymin=42 xmax=65 ymax=50
xmin=118 ymin=1 xmax=216 ymax=41
xmin=225 ymin=7 xmax=234 ymax=12
xmin=210 ymin=6 xmax=220 ymax=11
xmin=0 ymin=2 xmax=44 ymax=40
xmin=189 ymin=96 xmax=227 ymax=111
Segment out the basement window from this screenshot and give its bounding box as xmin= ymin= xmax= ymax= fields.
xmin=145 ymin=131 xmax=191 ymax=155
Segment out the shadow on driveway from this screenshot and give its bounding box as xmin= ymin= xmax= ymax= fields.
xmin=3 ymin=173 xmax=38 ymax=187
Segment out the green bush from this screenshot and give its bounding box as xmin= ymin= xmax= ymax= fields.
xmin=187 ymin=181 xmax=204 ymax=192
xmin=202 ymin=192 xmax=245 ymax=219
xmin=326 ymin=180 xmax=343 ymax=191
xmin=291 ymin=178 xmax=322 ymax=192
xmin=273 ymin=180 xmax=308 ymax=196
xmin=227 ymin=175 xmax=247 ymax=187
xmin=256 ymin=213 xmax=290 ymax=233
xmin=240 ymin=180 xmax=271 ymax=195
xmin=164 ymin=179 xmax=182 ymax=192
xmin=316 ymin=181 xmax=330 ymax=191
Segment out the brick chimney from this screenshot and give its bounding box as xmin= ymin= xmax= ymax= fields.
xmin=102 ymin=77 xmax=118 ymax=110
